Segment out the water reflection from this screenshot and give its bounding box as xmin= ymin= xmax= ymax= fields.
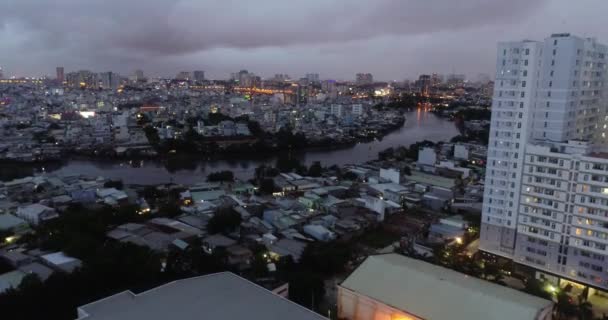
xmin=1 ymin=110 xmax=458 ymax=185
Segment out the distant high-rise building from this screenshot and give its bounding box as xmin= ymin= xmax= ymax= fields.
xmin=446 ymin=73 xmax=466 ymax=86
xmin=99 ymin=71 xmax=120 ymax=89
xmin=175 ymin=71 xmax=191 ymax=81
xmin=431 ymin=73 xmax=443 ymax=87
xmin=355 ymin=73 xmax=373 ymax=85
xmin=416 ymin=74 xmax=432 ymax=95
xmin=131 ymin=69 xmax=145 ymax=83
xmin=0 ymin=67 xmax=3 ymax=79
xmin=66 ymin=70 xmax=97 ymax=88
xmin=476 ymin=73 xmax=492 ymax=83
xmin=305 ymin=73 xmax=320 ymax=83
xmin=193 ymin=70 xmax=205 ymax=82
xmin=481 ymin=33 xmax=608 ymax=291
xmin=56 ymin=67 xmax=64 ymax=84
xmin=272 ymin=74 xmax=289 ymax=82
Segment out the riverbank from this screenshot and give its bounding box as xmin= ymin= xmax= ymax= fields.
xmin=0 ymin=110 xmax=457 ymax=184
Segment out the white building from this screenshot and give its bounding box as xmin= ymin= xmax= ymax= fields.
xmin=338 ymin=254 xmax=553 ymax=320
xmin=379 ymin=168 xmax=400 ymax=184
xmin=351 ymin=104 xmax=364 ymax=116
xmin=330 ymin=104 xmax=343 ymax=118
xmin=417 ymin=147 xmax=437 ymax=166
xmin=481 ymin=33 xmax=608 ymax=292
xmin=454 ymin=144 xmax=470 ymax=160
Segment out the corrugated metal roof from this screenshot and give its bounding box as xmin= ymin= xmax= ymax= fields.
xmin=340 ymin=254 xmax=552 ymax=320
xmin=77 ymin=272 xmax=327 ymax=320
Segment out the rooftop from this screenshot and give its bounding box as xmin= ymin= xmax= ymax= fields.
xmin=77 ymin=272 xmax=327 ymax=320
xmin=340 ymin=254 xmax=552 ymax=320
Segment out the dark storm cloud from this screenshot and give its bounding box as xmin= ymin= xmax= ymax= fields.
xmin=1 ymin=0 xmax=604 ymax=79
xmin=1 ymin=0 xmax=546 ymax=57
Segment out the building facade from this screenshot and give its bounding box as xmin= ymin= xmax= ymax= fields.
xmin=481 ymin=33 xmax=608 ymax=291
xmin=193 ymin=70 xmax=205 ymax=82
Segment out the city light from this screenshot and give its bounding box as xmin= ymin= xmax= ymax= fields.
xmin=78 ymin=111 xmax=96 ymax=118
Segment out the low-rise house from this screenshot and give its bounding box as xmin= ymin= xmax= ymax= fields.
xmin=303 ymin=224 xmax=335 ymax=242
xmin=428 ymin=222 xmax=465 ymax=244
xmin=421 ymin=193 xmax=449 ymax=211
xmin=202 ymin=234 xmax=237 ymax=254
xmin=0 ymin=214 xmax=29 ymax=235
xmin=226 ymin=245 xmax=253 ymax=267
xmin=0 ymin=270 xmax=26 ymax=293
xmin=0 ymin=250 xmax=35 ymax=268
xmin=16 ymin=203 xmax=58 ymax=225
xmin=18 ymin=262 xmax=54 ymax=281
xmin=96 ymin=188 xmax=128 ymax=206
xmin=267 ymin=238 xmax=307 ymax=262
xmin=41 ymin=252 xmax=82 ymax=273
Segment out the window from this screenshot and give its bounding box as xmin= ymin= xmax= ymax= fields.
xmin=524 ymin=60 xmax=529 ymax=66
xmin=525 ymin=48 xmax=530 ymax=55
xmin=551 ymin=60 xmax=555 ymax=66
xmin=522 ymin=81 xmax=526 ymax=88
xmin=553 ymin=49 xmax=557 ymax=55
xmin=554 ymin=39 xmax=558 ymax=45
xmin=523 ymin=70 xmax=528 ymax=76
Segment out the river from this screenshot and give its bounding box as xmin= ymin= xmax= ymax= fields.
xmin=1 ymin=109 xmax=459 ymax=185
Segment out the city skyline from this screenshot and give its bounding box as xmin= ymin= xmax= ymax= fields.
xmin=1 ymin=0 xmax=607 ymax=80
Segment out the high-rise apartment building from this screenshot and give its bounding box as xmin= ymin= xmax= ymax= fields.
xmin=66 ymin=70 xmax=98 ymax=88
xmin=355 ymin=73 xmax=373 ymax=86
xmin=481 ymin=33 xmax=608 ymax=291
xmin=99 ymin=71 xmax=120 ymax=89
xmin=416 ymin=74 xmax=432 ymax=95
xmin=129 ymin=69 xmax=145 ymax=83
xmin=0 ymin=66 xmax=4 ymax=79
xmin=305 ymin=73 xmax=320 ymax=83
xmin=193 ymin=70 xmax=205 ymax=82
xmin=175 ymin=71 xmax=191 ymax=81
xmin=56 ymin=67 xmax=64 ymax=84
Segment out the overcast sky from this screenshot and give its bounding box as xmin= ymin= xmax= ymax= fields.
xmin=0 ymin=0 xmax=606 ymax=80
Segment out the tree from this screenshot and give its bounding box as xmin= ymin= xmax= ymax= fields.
xmin=308 ymin=161 xmax=323 ymax=177
xmin=207 ymin=170 xmax=234 ymax=182
xmin=402 ymin=166 xmax=412 ymax=176
xmin=288 ymin=271 xmax=326 ymax=311
xmin=207 ymin=208 xmax=242 ymax=234
xmin=157 ymin=202 xmax=182 ymax=218
xmin=143 ymin=126 xmax=160 ymax=146
xmin=103 ymin=180 xmax=124 ymax=190
xmin=341 ymin=171 xmax=358 ymax=181
xmin=275 ymin=154 xmax=305 ymax=173
xmin=523 ymin=278 xmax=553 ymax=300
xmin=300 ymin=242 xmax=354 ymax=275
xmin=259 ymin=178 xmax=276 ymax=195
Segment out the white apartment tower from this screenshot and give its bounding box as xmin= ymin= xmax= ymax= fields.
xmin=481 ymin=33 xmax=608 ymax=291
